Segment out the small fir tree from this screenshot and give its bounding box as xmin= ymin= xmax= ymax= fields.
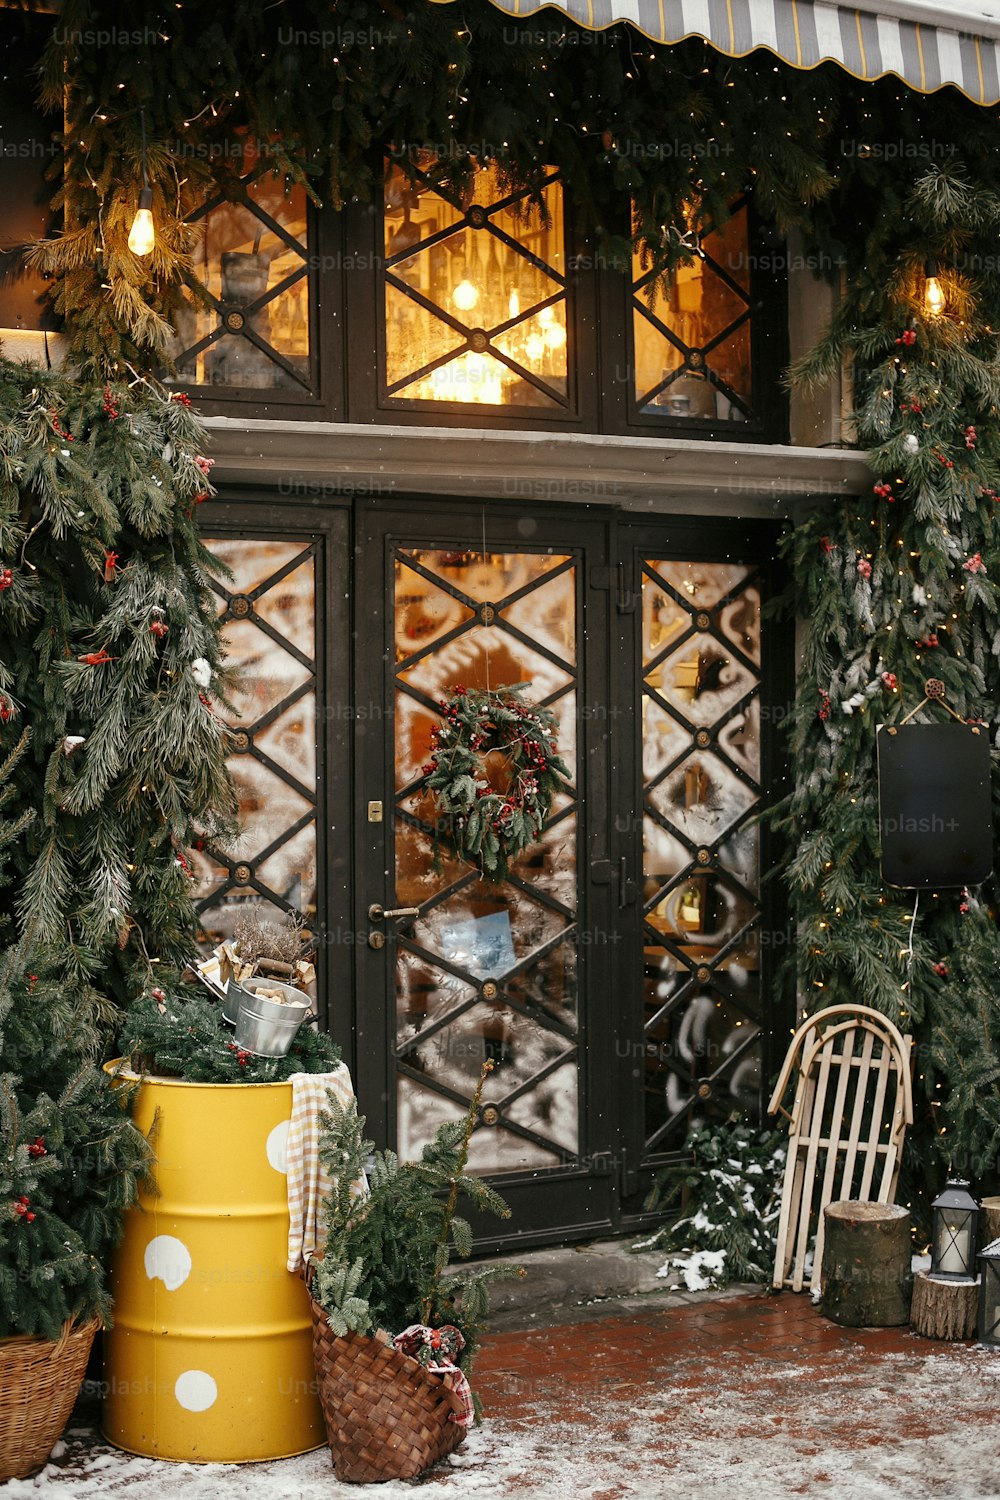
xmin=313 ymin=1062 xmax=522 ymax=1374
xmin=0 ymin=737 xmax=153 ymax=1341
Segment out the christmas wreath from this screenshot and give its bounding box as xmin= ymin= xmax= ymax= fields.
xmin=423 ymin=685 xmax=571 ymax=881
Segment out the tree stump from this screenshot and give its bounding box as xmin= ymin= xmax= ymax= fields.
xmin=820 ymin=1200 xmax=912 ymax=1327
xmin=981 ymin=1197 xmax=1000 ymax=1248
xmin=910 ymin=1270 xmax=979 ymax=1340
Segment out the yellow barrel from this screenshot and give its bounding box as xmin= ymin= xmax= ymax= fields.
xmin=103 ymin=1068 xmax=325 ymax=1462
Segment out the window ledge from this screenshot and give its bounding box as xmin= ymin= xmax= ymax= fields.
xmin=201 ymin=416 xmax=872 ymax=516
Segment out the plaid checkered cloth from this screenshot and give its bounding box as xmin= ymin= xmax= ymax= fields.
xmin=285 ymin=1065 xmax=366 ymax=1272
xmin=392 ymin=1324 xmax=476 ymax=1429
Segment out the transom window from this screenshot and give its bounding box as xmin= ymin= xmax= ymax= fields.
xmin=631 ymin=200 xmax=754 ymax=424
xmin=166 ymin=147 xmax=313 ymax=394
xmin=382 ymin=154 xmax=568 ymax=410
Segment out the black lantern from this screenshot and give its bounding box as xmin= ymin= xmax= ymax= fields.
xmin=978 ymin=1238 xmax=1000 ymax=1345
xmin=930 ymin=1178 xmax=979 ymax=1281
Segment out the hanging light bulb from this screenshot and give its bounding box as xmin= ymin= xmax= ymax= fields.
xmin=923 ymin=258 xmax=945 ymax=317
xmin=452 ymin=260 xmax=479 ymax=312
xmin=128 ymin=108 xmax=155 ymax=257
xmin=128 ymin=186 xmax=155 ymax=256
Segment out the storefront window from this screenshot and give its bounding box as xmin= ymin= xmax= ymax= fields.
xmin=632 ymin=200 xmax=753 ymax=423
xmin=382 ymin=154 xmax=568 ymax=410
xmin=166 ymin=145 xmax=312 ymax=393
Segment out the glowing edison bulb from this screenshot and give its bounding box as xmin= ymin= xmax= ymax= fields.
xmin=545 ymin=318 xmax=567 ymax=350
xmin=923 ymin=259 xmax=945 ymax=317
xmin=508 ymin=287 xmax=520 ymax=319
xmin=525 ymin=333 xmax=546 ymax=362
xmin=538 ymin=304 xmax=553 ymax=327
xmin=452 ymin=275 xmax=479 ymax=312
xmin=128 ymin=187 xmax=155 ymax=256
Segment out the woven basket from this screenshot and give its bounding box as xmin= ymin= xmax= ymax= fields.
xmin=0 ymin=1316 xmax=101 ymax=1482
xmin=309 ymin=1298 xmax=467 ymax=1483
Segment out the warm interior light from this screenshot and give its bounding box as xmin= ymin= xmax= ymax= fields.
xmin=452 ymin=275 xmax=479 ymax=312
xmin=128 ymin=186 xmax=156 ymax=256
xmin=924 ymin=258 xmax=945 ymax=317
xmin=508 ymin=288 xmax=520 ymax=319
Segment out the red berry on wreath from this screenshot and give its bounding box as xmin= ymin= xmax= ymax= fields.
xmin=27 ymin=1136 xmax=47 ymax=1157
xmin=0 ymin=567 xmax=13 ymax=590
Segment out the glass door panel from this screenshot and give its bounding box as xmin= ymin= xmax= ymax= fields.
xmin=639 ymin=556 xmax=764 ymax=1155
xmin=391 ymin=546 xmax=581 ymax=1175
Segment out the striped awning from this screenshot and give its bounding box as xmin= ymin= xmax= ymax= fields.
xmin=458 ymin=1 xmax=1000 ymax=105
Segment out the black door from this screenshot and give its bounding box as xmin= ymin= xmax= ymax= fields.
xmin=352 ymin=499 xmax=789 ymax=1248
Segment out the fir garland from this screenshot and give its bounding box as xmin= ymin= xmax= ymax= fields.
xmin=773 ymin=161 xmax=1000 ymax=1221
xmin=424 ymin=684 xmax=570 ymax=882
xmin=0 ymin=358 xmax=238 ymax=1001
xmin=19 ymin=0 xmax=1000 ymax=376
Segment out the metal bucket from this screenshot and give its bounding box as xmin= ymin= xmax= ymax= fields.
xmin=233 ymin=978 xmax=309 ymax=1057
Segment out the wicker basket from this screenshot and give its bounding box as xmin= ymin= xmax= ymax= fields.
xmin=0 ymin=1316 xmax=101 ymax=1482
xmin=309 ymin=1298 xmax=467 ymax=1483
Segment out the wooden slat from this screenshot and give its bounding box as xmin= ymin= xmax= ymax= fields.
xmin=832 ymin=1027 xmax=877 ymax=1205
xmin=810 ymin=1026 xmax=858 ymax=1291
xmin=857 ymin=1043 xmax=892 ymax=1203
xmin=790 ymin=1030 xmax=836 ymax=1292
xmin=771 ymin=1059 xmax=815 ymax=1289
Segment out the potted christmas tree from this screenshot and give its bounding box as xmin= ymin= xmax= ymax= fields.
xmin=308 ymin=1061 xmax=522 ymax=1483
xmin=0 ymin=735 xmax=152 ymax=1482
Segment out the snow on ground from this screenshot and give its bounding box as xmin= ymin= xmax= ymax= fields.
xmin=5 ymin=1343 xmax=1000 ymax=1500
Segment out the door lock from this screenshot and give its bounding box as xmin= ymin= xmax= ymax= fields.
xmin=368 ymin=904 xmax=420 ymax=921
xmin=367 ymin=930 xmax=386 ymax=950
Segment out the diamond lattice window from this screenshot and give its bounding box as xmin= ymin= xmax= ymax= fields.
xmin=632 ymin=199 xmax=753 ymax=422
xmin=383 ymin=155 xmax=568 ymax=410
xmin=165 ymin=145 xmax=312 ymax=393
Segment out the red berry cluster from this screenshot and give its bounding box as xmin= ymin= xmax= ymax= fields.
xmin=935 ymin=451 xmax=955 ymax=469
xmin=895 ymin=329 xmax=917 ymax=346
xmin=0 ymin=695 xmax=15 ymax=723
xmin=873 ymin=481 xmax=893 ymax=499
xmin=857 ymin=558 xmax=872 ymax=580
xmin=881 ymin=672 xmax=897 ymax=691
xmin=12 ymin=1196 xmax=35 ymax=1223
xmin=227 ymin=1042 xmax=251 ymax=1068
xmin=49 ymin=409 xmax=74 ymax=441
xmin=102 ymin=386 xmax=119 ymax=420
xmin=194 ymin=455 xmax=215 ymax=475
xmin=963 ymin=553 xmax=985 ymax=574
xmin=916 ymin=633 xmax=940 ymax=649
xmin=965 ymin=425 xmax=977 ymax=449
xmin=150 ymin=619 xmax=169 ymax=638
xmin=818 ymin=691 xmax=831 ymax=722
xmin=170 ymin=391 xmax=192 ymax=406
xmin=819 ymin=536 xmax=833 ymax=554
xmin=27 ymin=1136 xmax=47 ymax=1157
xmin=932 ymin=961 xmax=949 ymax=978
xmin=901 ymin=399 xmax=923 ymax=414
xmin=0 ymin=567 xmax=12 ymax=591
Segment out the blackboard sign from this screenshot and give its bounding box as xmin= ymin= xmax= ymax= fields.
xmin=877 ymin=722 xmax=993 ymax=889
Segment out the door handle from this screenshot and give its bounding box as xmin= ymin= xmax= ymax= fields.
xmin=368 ymin=903 xmax=420 ymax=921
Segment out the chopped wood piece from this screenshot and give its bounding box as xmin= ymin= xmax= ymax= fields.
xmin=910 ymin=1269 xmax=979 ymax=1340
xmin=820 ymin=1200 xmax=912 ymax=1327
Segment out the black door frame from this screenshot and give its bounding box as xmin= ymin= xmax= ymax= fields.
xmin=351 ymin=496 xmax=792 ymax=1249
xmin=353 ymin=496 xmax=620 ymax=1249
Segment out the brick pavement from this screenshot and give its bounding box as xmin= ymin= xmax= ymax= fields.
xmin=468 ymin=1290 xmax=1000 ymax=1497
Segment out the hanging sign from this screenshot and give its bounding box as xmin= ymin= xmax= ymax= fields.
xmin=877 ymin=687 xmax=993 ymax=888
